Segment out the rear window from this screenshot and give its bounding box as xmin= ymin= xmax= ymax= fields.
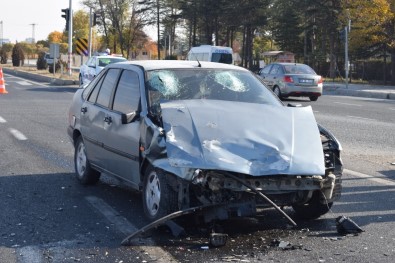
xmin=283 ymin=64 xmax=316 ymax=74
xmin=211 ymin=53 xmax=233 ymax=64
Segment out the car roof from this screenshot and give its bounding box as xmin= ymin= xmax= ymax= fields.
xmin=108 ymin=60 xmax=248 ymax=71
xmin=93 ymin=55 xmax=126 ymax=59
xmin=270 ymin=62 xmax=308 ymax=66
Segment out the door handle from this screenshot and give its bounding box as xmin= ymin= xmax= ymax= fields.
xmin=81 ymin=107 xmax=87 ymax=113
xmin=104 ymin=116 xmax=112 ymax=124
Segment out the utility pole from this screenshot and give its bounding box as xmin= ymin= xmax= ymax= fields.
xmin=345 ymin=12 xmax=351 ymax=89
xmin=29 ymin=23 xmax=37 ymax=43
xmin=67 ymin=0 xmax=73 ymax=76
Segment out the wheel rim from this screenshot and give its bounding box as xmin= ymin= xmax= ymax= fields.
xmin=76 ymin=142 xmax=87 ymax=177
xmin=145 ymin=171 xmax=161 ymax=217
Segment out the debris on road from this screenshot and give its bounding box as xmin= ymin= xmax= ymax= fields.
xmin=336 ymin=216 xmax=364 ymax=235
xmin=209 ymin=232 xmax=228 ymax=247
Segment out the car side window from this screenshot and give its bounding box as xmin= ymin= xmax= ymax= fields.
xmin=260 ymin=65 xmax=271 ymax=75
xmin=270 ymin=65 xmax=280 ymax=75
xmin=112 ymin=70 xmax=140 ymax=114
xmin=96 ymin=69 xmax=120 ymax=108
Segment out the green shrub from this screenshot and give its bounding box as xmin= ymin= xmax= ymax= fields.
xmin=36 ymin=51 xmax=48 ymax=70
xmin=49 ymin=59 xmax=67 ymax=73
xmin=0 ymin=49 xmax=7 ymax=64
xmin=12 ymin=43 xmax=25 ymax=67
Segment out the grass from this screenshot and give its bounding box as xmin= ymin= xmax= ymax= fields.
xmin=1 ymin=63 xmax=79 ymax=81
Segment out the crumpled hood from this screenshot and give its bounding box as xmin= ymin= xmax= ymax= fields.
xmin=160 ymin=100 xmax=325 ymax=177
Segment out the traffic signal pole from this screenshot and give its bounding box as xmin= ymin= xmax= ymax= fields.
xmin=67 ymin=0 xmax=73 ymax=76
xmin=88 ymin=8 xmax=93 ymax=58
xmin=345 ymin=26 xmax=349 ymax=89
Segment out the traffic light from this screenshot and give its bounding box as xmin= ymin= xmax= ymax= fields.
xmin=61 ymin=8 xmax=70 ymax=31
xmin=93 ymin=12 xmax=101 ymax=26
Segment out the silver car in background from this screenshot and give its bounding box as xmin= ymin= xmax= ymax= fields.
xmin=259 ymin=63 xmax=323 ymax=101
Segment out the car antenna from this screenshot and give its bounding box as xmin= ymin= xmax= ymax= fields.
xmin=190 ymin=51 xmax=201 ymax=67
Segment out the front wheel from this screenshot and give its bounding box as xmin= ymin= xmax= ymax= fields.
xmin=79 ymin=75 xmax=84 ymax=87
xmin=292 ymin=191 xmax=333 ymax=220
xmin=142 ymin=166 xmax=178 ymax=222
xmin=74 ymin=136 xmax=100 ymax=185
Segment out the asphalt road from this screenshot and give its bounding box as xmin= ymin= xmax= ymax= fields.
xmin=0 ymin=75 xmax=394 ymax=263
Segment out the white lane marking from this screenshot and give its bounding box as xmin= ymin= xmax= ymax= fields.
xmin=345 ymin=169 xmax=395 ymax=186
xmin=347 ymin=115 xmax=376 ymax=121
xmin=17 ymin=246 xmax=43 ymax=263
xmin=4 ymin=73 xmax=49 ymax=87
xmin=0 ymin=116 xmax=6 ymax=123
xmin=16 ymin=81 xmax=33 ymax=86
xmin=8 ymin=128 xmax=28 ymax=140
xmin=85 ymin=196 xmax=177 ymax=263
xmin=334 ymin=102 xmax=362 ymax=107
xmin=389 ymin=108 xmax=395 ymax=111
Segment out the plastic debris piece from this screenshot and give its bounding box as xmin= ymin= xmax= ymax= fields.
xmin=209 ymin=233 xmax=228 ymax=247
xmin=336 ymin=216 xmax=364 ymax=235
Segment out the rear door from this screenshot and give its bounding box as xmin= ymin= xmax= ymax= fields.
xmin=80 ymin=68 xmax=121 ymax=170
xmin=102 ymin=69 xmax=142 ymax=188
xmin=268 ymin=64 xmax=283 ymax=88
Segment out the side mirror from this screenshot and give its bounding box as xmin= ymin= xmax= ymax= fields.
xmin=121 ymin=111 xmax=140 ymax=124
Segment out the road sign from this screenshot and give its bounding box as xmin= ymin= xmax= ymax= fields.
xmin=75 ymin=38 xmax=88 ymax=56
xmin=50 ymin=43 xmax=60 ymax=59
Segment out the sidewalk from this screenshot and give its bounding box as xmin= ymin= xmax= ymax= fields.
xmin=2 ymin=66 xmax=78 ymax=86
xmin=323 ymin=82 xmax=395 ymax=100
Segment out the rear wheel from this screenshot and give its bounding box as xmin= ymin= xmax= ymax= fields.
xmin=309 ymin=96 xmax=318 ymax=101
xmin=273 ymin=86 xmax=283 ymax=99
xmin=74 ymin=136 xmax=100 ymax=185
xmin=142 ymin=166 xmax=178 ymax=222
xmin=292 ymin=191 xmax=333 ymax=220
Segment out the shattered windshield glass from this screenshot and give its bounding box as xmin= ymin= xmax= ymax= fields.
xmin=146 ymin=69 xmax=280 ymax=107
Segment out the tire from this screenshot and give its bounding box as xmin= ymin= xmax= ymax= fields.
xmin=74 ymin=136 xmax=100 ymax=185
xmin=292 ymin=191 xmax=333 ymax=220
xmin=79 ymin=75 xmax=84 ymax=87
xmin=310 ymin=96 xmax=318 ymax=101
xmin=273 ymin=86 xmax=283 ymax=99
xmin=142 ymin=166 xmax=178 ymax=222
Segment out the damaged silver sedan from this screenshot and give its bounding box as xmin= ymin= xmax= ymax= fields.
xmin=67 ymin=60 xmax=343 ymax=226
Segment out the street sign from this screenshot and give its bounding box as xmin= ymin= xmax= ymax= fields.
xmin=50 ymin=43 xmax=60 ymax=59
xmin=75 ymin=38 xmax=88 ymax=56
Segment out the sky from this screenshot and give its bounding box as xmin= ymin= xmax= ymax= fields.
xmin=0 ymin=0 xmax=85 ymax=43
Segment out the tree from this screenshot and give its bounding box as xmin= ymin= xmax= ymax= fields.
xmin=73 ymin=10 xmax=90 ymax=40
xmin=342 ymin=0 xmax=395 ymax=83
xmin=0 ymin=43 xmax=14 ymax=64
xmin=12 ymin=43 xmax=25 ymax=67
xmin=47 ymin=31 xmax=64 ymax=43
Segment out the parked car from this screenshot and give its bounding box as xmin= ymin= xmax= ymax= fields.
xmin=68 ymin=60 xmax=342 ymax=224
xmin=259 ymin=63 xmax=323 ymax=101
xmin=79 ymin=55 xmax=127 ymax=86
xmin=44 ymin=53 xmax=54 ymax=65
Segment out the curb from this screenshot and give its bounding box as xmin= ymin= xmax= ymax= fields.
xmin=2 ymin=67 xmax=78 ymax=86
xmin=323 ymin=85 xmax=395 ymax=100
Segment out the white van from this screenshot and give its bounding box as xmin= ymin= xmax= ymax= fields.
xmin=186 ymin=45 xmax=233 ymax=64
